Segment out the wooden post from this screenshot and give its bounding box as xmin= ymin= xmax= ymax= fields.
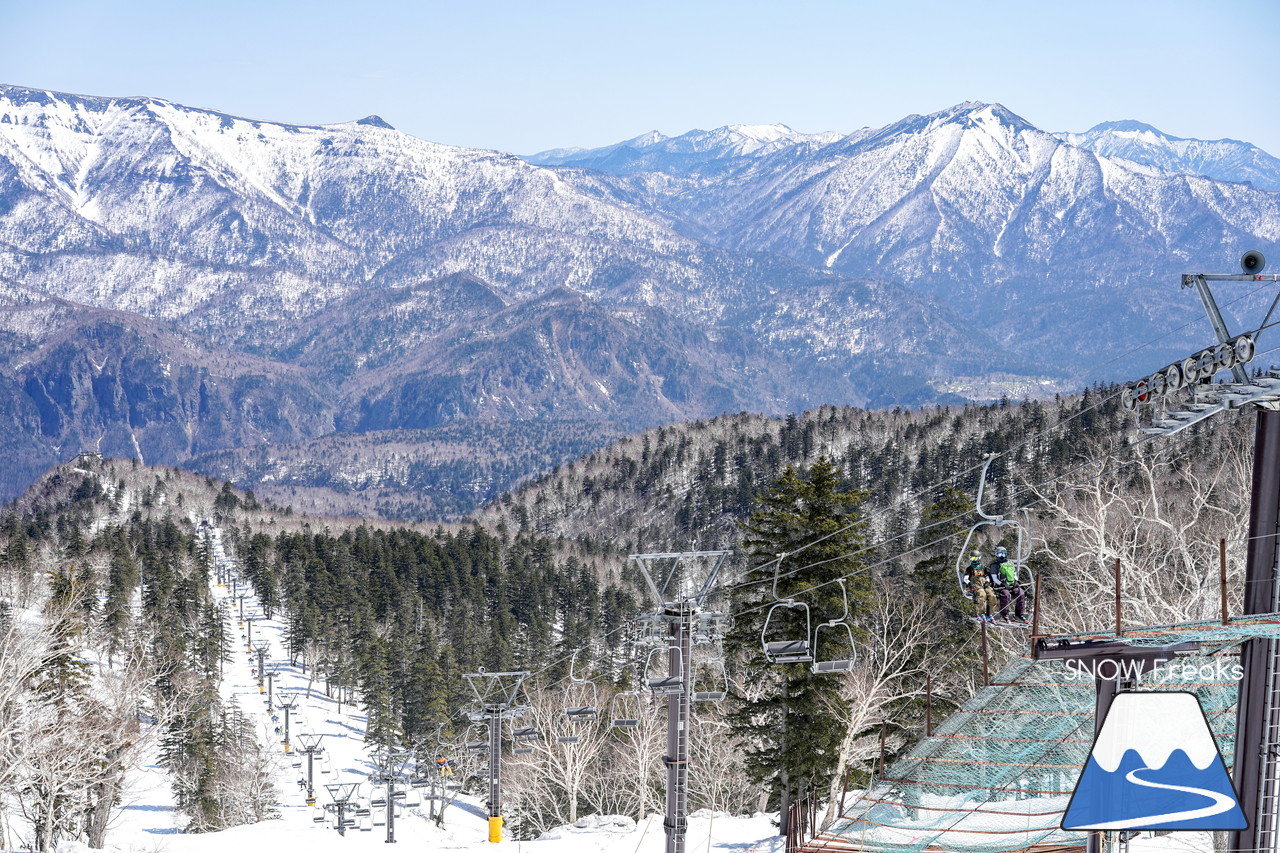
xmin=980 ymin=618 xmax=990 ymax=686
xmin=1114 ymin=558 xmax=1123 ymax=637
xmin=925 ymin=672 xmax=933 ymax=737
xmin=1220 ymin=537 xmax=1229 ymax=624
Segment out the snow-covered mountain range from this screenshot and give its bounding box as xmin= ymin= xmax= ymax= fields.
xmin=1058 ymin=120 xmax=1280 ymax=192
xmin=1 ymin=83 xmax=1277 ymax=509
xmin=531 ymin=103 xmax=1280 ymax=364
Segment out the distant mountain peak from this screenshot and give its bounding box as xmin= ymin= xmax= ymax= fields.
xmin=355 ymin=115 xmax=394 ymax=129
xmin=1086 ymin=119 xmax=1165 ymax=136
xmin=1060 ymin=118 xmax=1280 ymax=191
xmin=940 ymin=101 xmax=1034 ymax=132
xmin=624 ymin=130 xmax=667 ymax=147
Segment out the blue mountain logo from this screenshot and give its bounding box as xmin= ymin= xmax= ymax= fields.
xmin=1062 ymin=692 xmax=1246 ymax=831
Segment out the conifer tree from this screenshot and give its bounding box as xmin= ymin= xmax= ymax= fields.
xmin=726 ymin=457 xmax=869 ymax=825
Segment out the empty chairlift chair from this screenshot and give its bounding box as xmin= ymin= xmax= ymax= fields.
xmin=563 ymin=652 xmax=598 ymax=721
xmin=692 ymin=655 xmax=728 ymax=702
xmin=464 ymin=720 xmax=490 ymax=756
xmin=811 ymin=579 xmax=857 ymax=674
xmin=761 ymin=599 xmax=813 ymax=664
xmin=761 ymin=556 xmax=814 ymax=664
xmin=610 ymin=689 xmax=644 ymax=729
xmin=644 ymin=645 xmax=685 ymax=696
xmin=558 ymin=652 xmax=598 ymax=744
xmin=512 ymin=726 xmax=539 ymax=754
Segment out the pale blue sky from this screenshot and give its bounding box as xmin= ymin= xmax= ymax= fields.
xmin=4 ymin=0 xmax=1277 ymax=155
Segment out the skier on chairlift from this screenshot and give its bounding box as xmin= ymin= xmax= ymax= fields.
xmin=964 ymin=550 xmax=997 ymax=622
xmin=990 ymin=546 xmax=1026 ymax=623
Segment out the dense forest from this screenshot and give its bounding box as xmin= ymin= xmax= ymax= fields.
xmin=0 ymin=387 xmax=1259 ymax=846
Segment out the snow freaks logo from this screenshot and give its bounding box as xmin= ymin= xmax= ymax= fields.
xmin=1062 ymin=692 xmax=1246 ymax=831
xmin=1062 ymin=658 xmax=1244 ymax=683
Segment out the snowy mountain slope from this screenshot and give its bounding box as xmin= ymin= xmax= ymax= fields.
xmin=5 ymin=83 xmax=1279 ymax=512
xmin=0 ymin=86 xmax=780 ymax=335
xmin=539 ymin=103 xmax=1280 ymax=363
xmin=0 ymin=85 xmax=1034 ymax=507
xmin=1059 ymin=120 xmax=1280 ymax=192
xmin=0 ymin=288 xmax=336 ymax=499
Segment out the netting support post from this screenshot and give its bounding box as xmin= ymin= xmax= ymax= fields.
xmin=1229 ymin=408 xmax=1280 ymax=853
xmin=1114 ymin=558 xmax=1123 ymax=638
xmin=925 ymin=672 xmax=932 ymax=738
xmin=1220 ymin=537 xmax=1229 ymax=625
xmin=980 ymin=619 xmax=989 ymax=686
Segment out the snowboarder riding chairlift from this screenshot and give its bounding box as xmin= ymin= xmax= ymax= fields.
xmin=990 ymin=546 xmax=1026 ymax=623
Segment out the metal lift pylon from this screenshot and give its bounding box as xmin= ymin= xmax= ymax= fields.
xmin=462 ymin=669 xmax=530 ymax=843
xmin=630 ymin=550 xmax=731 ymax=853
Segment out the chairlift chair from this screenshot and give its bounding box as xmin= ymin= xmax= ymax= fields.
xmin=761 ymin=600 xmax=813 ymax=664
xmin=953 ymin=457 xmax=1035 ymax=620
xmin=643 ymin=646 xmax=684 ymax=696
xmin=761 ymin=555 xmax=814 ymax=664
xmin=811 ymin=579 xmax=858 ymax=674
xmin=512 ymin=725 xmax=539 ymax=754
xmin=562 ymin=651 xmax=599 ymax=723
xmin=610 ymin=690 xmax=644 ymax=728
xmin=691 ymin=654 xmax=728 ymax=702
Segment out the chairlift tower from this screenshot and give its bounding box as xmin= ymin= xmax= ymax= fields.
xmin=1066 ymin=252 xmax=1280 ymax=853
xmin=277 ymin=692 xmax=297 ymax=754
xmin=462 ymin=669 xmax=530 ymax=843
xmin=325 ymin=781 xmax=360 ymax=836
xmin=630 ymin=550 xmax=730 ymax=853
xmin=370 ymin=746 xmax=412 ymax=844
xmin=254 ymin=643 xmax=269 ymax=693
xmin=297 ymin=733 xmax=324 ymax=806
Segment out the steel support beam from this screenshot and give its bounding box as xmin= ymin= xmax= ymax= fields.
xmin=1190 ymin=274 xmax=1250 ymax=383
xmin=1231 ymin=409 xmax=1280 ymax=853
xmin=664 ymin=610 xmax=693 ymax=853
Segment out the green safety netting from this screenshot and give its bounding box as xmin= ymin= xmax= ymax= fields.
xmin=809 ymin=613 xmax=1280 ymax=853
xmin=1039 ymin=612 xmax=1280 ymax=649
